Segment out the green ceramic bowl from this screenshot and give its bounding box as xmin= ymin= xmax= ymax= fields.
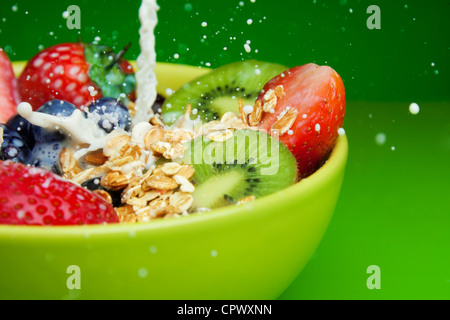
xmin=0 ymin=63 xmax=348 ymax=300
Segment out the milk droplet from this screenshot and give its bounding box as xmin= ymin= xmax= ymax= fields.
xmin=45 ymin=253 xmax=54 ymax=261
xmin=165 ymin=88 xmax=174 ymax=96
xmin=243 ymin=105 xmax=253 ymax=114
xmin=375 ymin=132 xmax=386 ymax=145
xmin=138 ymin=267 xmax=148 ymax=278
xmin=409 ymin=102 xmax=420 ymax=115
xmin=315 ymin=124 xmax=321 ymax=132
xmin=201 ymin=21 xmax=207 ymax=27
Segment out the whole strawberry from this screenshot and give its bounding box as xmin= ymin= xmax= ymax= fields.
xmin=0 ymin=48 xmax=20 ymax=123
xmin=257 ymin=63 xmax=346 ymax=178
xmin=18 ymin=42 xmax=136 ymax=111
xmin=0 ymin=161 xmax=119 ymax=225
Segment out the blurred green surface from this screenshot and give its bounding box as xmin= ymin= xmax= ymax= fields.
xmin=280 ymin=101 xmax=450 ymax=299
xmin=0 ymin=0 xmax=449 ymax=299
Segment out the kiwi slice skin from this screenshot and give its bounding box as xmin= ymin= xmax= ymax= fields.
xmin=161 ymin=60 xmax=287 ymax=125
xmin=182 ymin=129 xmax=298 ymax=210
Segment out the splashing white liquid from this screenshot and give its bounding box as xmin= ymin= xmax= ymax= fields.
xmin=17 ymin=102 xmax=107 ymax=159
xmin=133 ymin=0 xmax=159 ymax=125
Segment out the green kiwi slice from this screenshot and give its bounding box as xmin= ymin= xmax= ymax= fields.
xmin=181 ymin=129 xmax=298 ymax=210
xmin=161 ymin=60 xmax=287 ymax=125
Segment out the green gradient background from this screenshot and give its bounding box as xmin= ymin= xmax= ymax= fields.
xmin=1 ymin=0 xmax=449 ymax=299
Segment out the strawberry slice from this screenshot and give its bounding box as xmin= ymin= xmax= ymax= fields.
xmin=258 ymin=63 xmax=346 ymax=178
xmin=18 ymin=42 xmax=136 ymax=111
xmin=0 ymin=161 xmax=119 ymax=225
xmin=0 ymin=48 xmax=19 ymax=123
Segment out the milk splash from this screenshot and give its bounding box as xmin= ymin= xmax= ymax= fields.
xmin=133 ymin=0 xmax=159 ymax=125
xmin=17 ymin=102 xmax=107 ymax=159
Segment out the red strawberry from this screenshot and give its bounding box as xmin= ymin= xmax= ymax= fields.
xmin=0 ymin=161 xmax=119 ymax=226
xmin=257 ymin=63 xmax=346 ymax=178
xmin=0 ymin=48 xmax=20 ymax=123
xmin=18 ymin=42 xmax=136 ymax=111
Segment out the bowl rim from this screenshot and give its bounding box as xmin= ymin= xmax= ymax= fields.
xmin=0 ymin=134 xmax=348 ymax=237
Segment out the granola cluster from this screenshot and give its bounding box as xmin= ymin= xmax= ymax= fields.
xmin=239 ymin=84 xmax=298 ymax=135
xmin=55 ymin=88 xmax=301 ymax=223
xmin=58 ymin=103 xmax=257 ymax=223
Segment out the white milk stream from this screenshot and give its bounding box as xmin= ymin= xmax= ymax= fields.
xmin=133 ymin=0 xmax=159 ymax=125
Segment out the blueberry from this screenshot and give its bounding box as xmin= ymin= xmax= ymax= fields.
xmin=0 ymin=124 xmax=32 ymax=164
xmin=81 ymin=177 xmax=103 ymax=191
xmin=32 ymin=100 xmax=78 ymax=141
xmin=29 ymin=123 xmax=67 ymax=175
xmin=29 ymin=138 xmax=65 ymax=175
xmin=6 ymin=114 xmax=35 ymax=149
xmin=88 ymin=97 xmax=131 ymax=133
xmin=81 ymin=177 xmax=124 ymax=207
xmin=38 ymin=99 xmax=78 ymax=117
xmin=27 ymin=100 xmax=77 ymax=175
xmin=151 ymin=94 xmax=165 ymax=114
